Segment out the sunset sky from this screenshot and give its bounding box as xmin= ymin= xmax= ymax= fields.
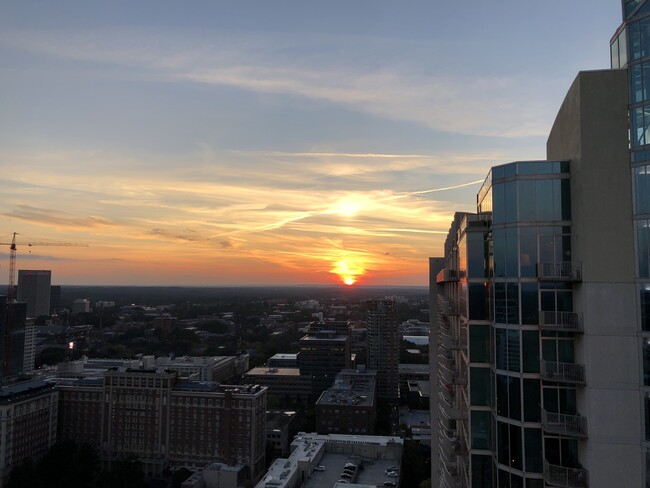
xmin=0 ymin=1 xmax=620 ymax=286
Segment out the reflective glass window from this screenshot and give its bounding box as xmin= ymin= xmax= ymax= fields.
xmin=507 ymin=282 xmax=520 ymax=324
xmin=506 ymin=227 xmax=518 ymax=277
xmin=518 ymin=180 xmax=536 ymax=221
xmin=469 ymin=283 xmax=489 ymax=320
xmin=470 ymin=367 xmax=491 ymax=406
xmin=536 ymin=179 xmax=554 ymax=221
xmin=633 ymin=63 xmax=643 ymax=101
xmin=522 ymin=330 xmax=540 ymax=373
xmin=505 ymin=181 xmax=516 ymax=224
xmin=467 ymin=232 xmax=486 ymax=278
xmin=642 ymin=17 xmax=650 ymax=59
xmin=524 ymin=428 xmax=543 ymax=472
xmin=521 ymin=283 xmax=539 ymax=325
xmin=644 ymin=338 xmax=650 ymax=386
xmin=641 ymin=287 xmax=650 ymax=331
xmin=638 ymin=219 xmax=650 ymax=277
xmin=493 ymin=228 xmax=506 ymax=278
xmin=508 ymin=376 xmax=521 ymax=420
xmin=631 ymin=19 xmax=642 ymax=61
xmin=636 ymin=165 xmax=650 ymax=214
xmin=494 ymin=283 xmax=506 ymax=324
xmin=612 ymin=36 xmax=620 ymax=68
xmin=646 ymin=394 xmax=650 ymax=441
xmin=470 ymin=324 xmax=490 ymax=363
xmin=471 ymin=410 xmax=492 ymax=450
xmin=510 ymin=424 xmax=523 ymax=470
xmin=471 ymin=454 xmax=493 ymax=488
xmin=523 ymin=379 xmax=541 ymax=422
xmin=519 ymin=228 xmax=537 ymax=277
xmin=507 ymin=329 xmax=520 ymax=372
xmin=497 ymin=422 xmax=509 ymax=465
xmin=493 ymin=183 xmax=505 ymax=225
xmin=496 ymin=373 xmax=508 ymax=416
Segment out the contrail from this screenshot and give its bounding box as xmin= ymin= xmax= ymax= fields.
xmin=382 ymin=179 xmax=484 ymax=201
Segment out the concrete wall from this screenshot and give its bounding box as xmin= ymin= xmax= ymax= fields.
xmin=547 ymin=69 xmax=642 ymax=488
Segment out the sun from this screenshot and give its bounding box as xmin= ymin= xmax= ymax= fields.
xmin=331 ymin=258 xmax=365 ymax=286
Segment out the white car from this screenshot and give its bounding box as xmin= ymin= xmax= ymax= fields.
xmin=314 ymin=466 xmax=325 ymax=472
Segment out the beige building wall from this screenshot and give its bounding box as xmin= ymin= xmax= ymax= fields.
xmin=547 ymin=69 xmax=642 ymax=488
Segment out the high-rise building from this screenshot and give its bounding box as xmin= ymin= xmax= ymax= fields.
xmin=431 ymin=68 xmax=641 ymax=487
xmin=367 ymin=299 xmax=400 ymax=402
xmin=298 ymin=321 xmax=351 ymax=398
xmin=0 ymin=296 xmax=28 ymax=379
xmin=49 ymin=285 xmax=61 ymax=316
xmin=612 ymin=5 xmax=650 ymax=487
xmin=17 ymin=270 xmax=51 ymax=319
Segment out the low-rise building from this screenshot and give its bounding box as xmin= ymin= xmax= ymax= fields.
xmin=315 ymin=369 xmax=376 ymax=435
xmin=244 ymin=367 xmax=311 ymax=407
xmin=266 ymin=410 xmax=300 ymax=457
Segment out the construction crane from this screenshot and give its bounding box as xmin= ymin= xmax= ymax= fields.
xmin=0 ymin=232 xmax=88 ymax=377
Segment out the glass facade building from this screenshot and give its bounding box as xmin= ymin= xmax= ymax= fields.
xmin=436 ymin=161 xmax=583 ymax=488
xmin=613 ymin=2 xmax=650 ymax=485
xmin=432 ymin=65 xmax=640 ymax=488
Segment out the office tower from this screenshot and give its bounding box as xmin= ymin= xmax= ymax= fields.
xmin=0 ymin=296 xmax=28 ymax=378
xmin=299 ymin=321 xmax=351 ymax=398
xmin=17 ymin=270 xmax=51 ymax=319
xmin=0 ymin=380 xmax=59 ymax=484
xmin=432 ymin=69 xmax=640 ymax=488
xmin=367 ymin=299 xmax=400 ymax=401
xmin=57 ymin=369 xmax=267 ymax=484
xmin=49 ymin=285 xmax=61 ymax=316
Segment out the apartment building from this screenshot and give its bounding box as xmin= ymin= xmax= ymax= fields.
xmin=367 ymin=300 xmax=400 ymax=401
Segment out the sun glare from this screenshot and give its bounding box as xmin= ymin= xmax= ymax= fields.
xmin=332 ymin=258 xmax=365 ymax=286
xmin=332 ymin=196 xmax=365 ymax=217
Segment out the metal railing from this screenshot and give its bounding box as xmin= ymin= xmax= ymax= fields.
xmin=537 ymin=262 xmax=582 ymax=281
xmin=541 ymin=360 xmax=586 ymax=384
xmin=544 ymin=460 xmax=588 ymax=488
xmin=539 ymin=311 xmax=583 ymax=332
xmin=542 ymin=409 xmax=587 ymax=438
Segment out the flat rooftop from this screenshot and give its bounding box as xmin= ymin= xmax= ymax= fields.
xmin=246 ymin=367 xmax=302 ymax=377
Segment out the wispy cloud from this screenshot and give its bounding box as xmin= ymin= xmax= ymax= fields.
xmin=0 ymin=27 xmax=559 ymax=137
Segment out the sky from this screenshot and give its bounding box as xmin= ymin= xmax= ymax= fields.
xmin=0 ymin=1 xmax=622 ymax=287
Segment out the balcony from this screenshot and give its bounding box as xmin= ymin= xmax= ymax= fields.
xmin=537 ymin=262 xmax=582 ymax=281
xmin=541 ymin=360 xmax=585 ymax=385
xmin=544 ymin=460 xmax=588 ymax=488
xmin=436 ymin=268 xmax=459 ymax=284
xmin=542 ymin=409 xmax=587 ymax=438
xmin=539 ymin=311 xmax=582 ymax=333
xmin=438 ymin=295 xmax=461 ymax=316
xmin=439 ymin=396 xmax=467 ymax=421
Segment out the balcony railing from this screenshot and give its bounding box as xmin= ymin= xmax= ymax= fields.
xmin=436 ymin=268 xmax=459 ymax=284
xmin=542 ymin=409 xmax=587 ymax=438
xmin=438 ymin=295 xmax=461 ymax=316
xmin=541 ymin=360 xmax=586 ymax=385
xmin=539 ymin=311 xmax=583 ymax=333
xmin=544 ymin=460 xmax=588 ymax=488
xmin=537 ymin=262 xmax=582 ymax=281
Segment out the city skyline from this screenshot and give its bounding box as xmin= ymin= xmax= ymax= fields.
xmin=0 ymin=1 xmax=619 ymax=286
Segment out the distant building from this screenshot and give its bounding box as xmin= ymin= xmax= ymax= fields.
xmin=266 ymin=410 xmax=300 ymax=457
xmin=57 ymin=369 xmax=267 ymax=485
xmin=255 ymin=432 xmax=403 ymax=488
xmin=315 ymin=369 xmax=376 ymax=435
xmin=17 ymin=270 xmax=51 ymax=318
xmin=155 ymin=355 xmax=249 ymax=382
xmin=71 ymin=299 xmax=91 ymax=314
xmin=0 ymin=380 xmax=58 ymax=485
xmin=367 ymin=300 xmax=399 ymax=401
xmin=152 ymin=314 xmax=177 ymax=335
xmin=267 ymin=353 xmax=299 ymax=369
xmin=244 ymin=367 xmax=311 ymax=407
xmin=0 ymin=297 xmax=28 ymax=378
xmin=298 ymin=322 xmax=351 ymax=398
xmin=49 ymin=285 xmax=61 ymax=316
